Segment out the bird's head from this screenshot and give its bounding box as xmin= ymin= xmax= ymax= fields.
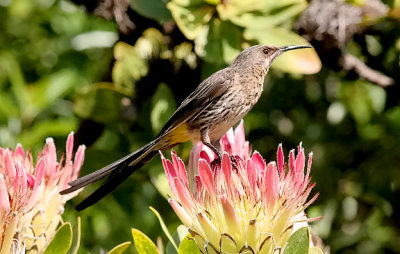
xmin=232 ymin=44 xmax=312 ymax=71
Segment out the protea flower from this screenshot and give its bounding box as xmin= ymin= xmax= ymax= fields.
xmin=161 ymin=122 xmax=318 ymax=253
xmin=0 ymin=133 xmax=85 ymax=253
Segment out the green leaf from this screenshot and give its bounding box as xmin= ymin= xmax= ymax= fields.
xmin=18 ymin=118 xmax=77 ymax=148
xmin=30 ymin=70 xmax=79 ymax=110
xmin=244 ymin=26 xmax=321 ymax=74
xmin=151 ymin=83 xmax=177 ymax=134
xmin=149 ymin=206 xmax=179 ymax=252
xmin=194 ymin=19 xmax=242 ymax=64
xmin=204 ymin=0 xmax=220 ymax=5
xmin=0 ymin=93 xmax=19 ymax=120
xmin=178 ymin=234 xmax=201 ymax=254
xmin=130 ymin=0 xmax=172 ymax=22
xmin=0 ymin=51 xmax=29 ymax=111
xmin=283 ymin=227 xmax=310 ymax=254
xmin=340 ymin=80 xmax=375 ymax=125
xmin=216 ymin=0 xmax=267 ymax=20
xmin=217 ymin=0 xmax=306 ymax=28
xmin=44 ymin=222 xmax=73 ymax=254
xmin=309 ymin=247 xmax=324 ymax=254
xmin=113 ymin=41 xmax=148 ymax=92
xmin=68 ymin=217 xmax=81 ymax=254
xmin=73 ymin=83 xmax=126 ymax=123
xmin=131 ymin=228 xmax=159 ymax=254
xmin=150 ymin=167 xmax=173 ymax=199
xmin=166 ymin=225 xmax=188 ymax=254
xmin=167 ymin=1 xmax=214 ymax=40
xmin=108 ymin=241 xmax=132 ymax=254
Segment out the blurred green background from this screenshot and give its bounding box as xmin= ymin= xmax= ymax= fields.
xmin=1 ymin=0 xmax=400 ymax=253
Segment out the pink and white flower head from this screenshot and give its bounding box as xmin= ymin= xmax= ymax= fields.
xmin=161 ymin=121 xmax=319 ymax=253
xmin=0 ymin=133 xmax=85 ymax=253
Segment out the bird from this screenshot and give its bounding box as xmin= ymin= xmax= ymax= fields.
xmin=60 ymin=44 xmax=312 ymax=210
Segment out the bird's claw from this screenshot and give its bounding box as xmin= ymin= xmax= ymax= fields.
xmin=210 ymin=153 xmax=238 ymax=171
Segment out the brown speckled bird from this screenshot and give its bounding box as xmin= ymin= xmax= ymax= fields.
xmin=61 ymin=44 xmax=312 ymax=210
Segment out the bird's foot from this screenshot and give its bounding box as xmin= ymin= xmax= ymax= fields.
xmin=203 ymin=142 xmax=238 ymax=171
xmin=210 ymin=153 xmax=238 ymax=172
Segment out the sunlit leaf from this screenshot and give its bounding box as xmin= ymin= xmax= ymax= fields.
xmin=74 ymin=82 xmax=126 ymax=123
xmin=216 ymin=0 xmax=306 ymax=28
xmin=167 ymin=1 xmax=214 ymax=40
xmin=309 ymin=247 xmax=324 ymax=254
xmin=244 ymin=26 xmax=321 ymax=74
xmin=216 ymin=0 xmax=267 ymax=20
xmin=282 ymin=227 xmax=309 ymax=254
xmin=30 ymin=70 xmax=80 ymax=110
xmin=220 ymin=0 xmax=307 ymax=29
xmin=132 ymin=228 xmax=159 ymax=254
xmin=113 ymin=42 xmax=148 ymax=93
xmin=68 ymin=217 xmax=81 ymax=254
xmin=149 ymin=206 xmax=179 ymax=252
xmin=44 ymin=222 xmax=73 ymax=254
xmin=130 ymin=0 xmax=172 ymax=22
xmin=150 ymin=167 xmax=173 ymax=199
xmin=204 ymin=0 xmax=220 ymax=5
xmin=166 ymin=225 xmax=188 ymax=254
xmin=108 ymin=241 xmax=132 ymax=254
xmin=178 ymin=234 xmax=201 ymax=254
xmin=151 ymin=83 xmax=176 ymax=134
xmin=194 ymin=19 xmax=241 ymax=64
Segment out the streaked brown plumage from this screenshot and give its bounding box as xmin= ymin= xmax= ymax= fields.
xmin=60 ymin=44 xmax=312 ymax=210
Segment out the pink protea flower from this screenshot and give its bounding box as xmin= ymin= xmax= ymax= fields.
xmin=0 ymin=133 xmax=85 ymax=253
xmin=161 ymin=122 xmax=318 ymax=253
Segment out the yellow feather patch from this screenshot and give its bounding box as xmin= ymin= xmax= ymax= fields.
xmin=165 ymin=123 xmax=190 ymax=144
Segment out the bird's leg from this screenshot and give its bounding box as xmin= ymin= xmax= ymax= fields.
xmin=201 ymin=128 xmax=223 ymax=159
xmin=201 ymin=128 xmax=237 ymax=170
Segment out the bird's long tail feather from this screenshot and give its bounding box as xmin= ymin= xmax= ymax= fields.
xmin=60 ymin=140 xmax=159 ymax=210
xmin=74 ymin=150 xmax=158 ymax=210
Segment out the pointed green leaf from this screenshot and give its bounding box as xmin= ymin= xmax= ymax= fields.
xmin=149 ymin=206 xmax=179 ymax=252
xmin=68 ymin=217 xmax=81 ymax=254
xmin=108 ymin=241 xmax=132 ymax=254
xmin=194 ymin=19 xmax=241 ymax=64
xmin=178 ymin=234 xmax=201 ymax=254
xmin=166 ymin=225 xmax=188 ymax=254
xmin=309 ymin=247 xmax=324 ymax=254
xmin=0 ymin=52 xmax=29 ymax=111
xmin=167 ymin=2 xmax=214 ymax=40
xmin=244 ymin=26 xmax=321 ymax=74
xmin=44 ymin=222 xmax=73 ymax=254
xmin=132 ymin=228 xmax=159 ymax=254
xmin=283 ymin=227 xmax=309 ymax=254
xmin=130 ymin=0 xmax=172 ymax=22
xmin=151 ymin=84 xmax=177 ymax=134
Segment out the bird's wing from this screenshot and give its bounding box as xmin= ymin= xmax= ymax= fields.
xmin=157 ymin=68 xmax=233 ymax=138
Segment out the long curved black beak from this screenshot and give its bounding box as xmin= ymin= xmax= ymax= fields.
xmin=279 ymin=45 xmax=312 ymax=53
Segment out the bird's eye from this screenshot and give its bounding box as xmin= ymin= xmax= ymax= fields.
xmin=262 ymin=48 xmax=269 ymax=55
